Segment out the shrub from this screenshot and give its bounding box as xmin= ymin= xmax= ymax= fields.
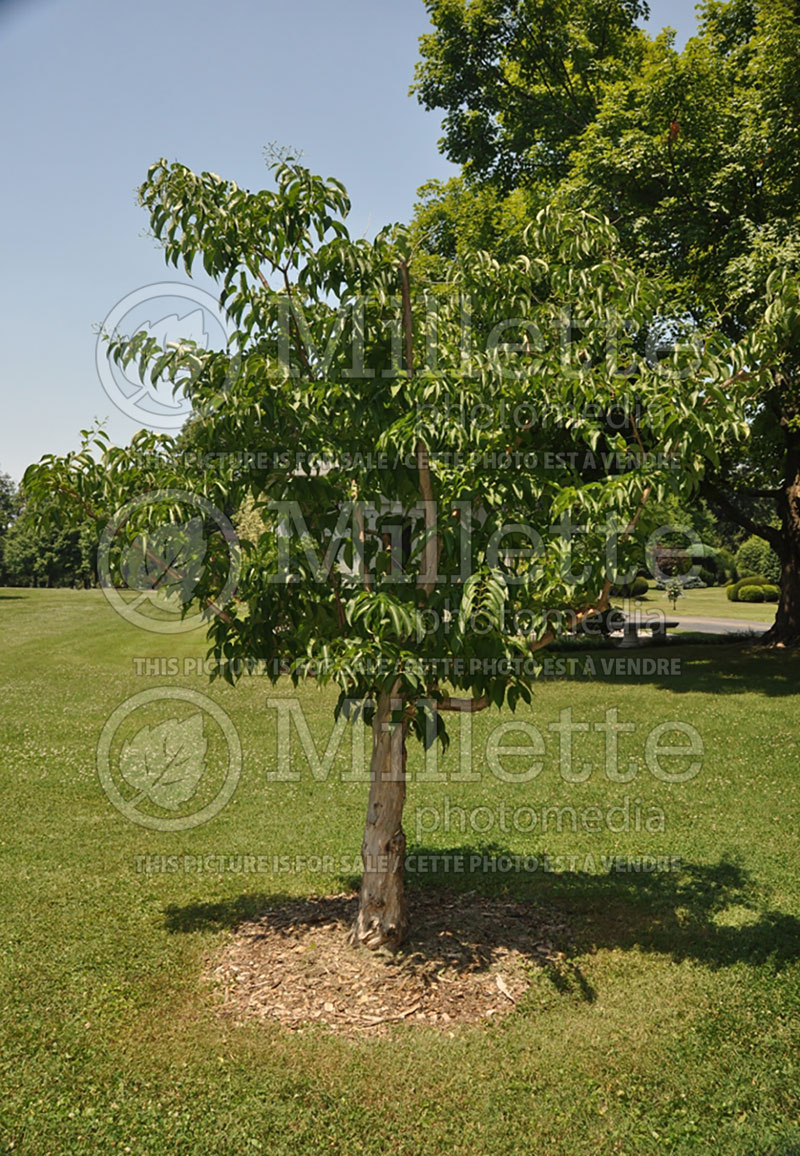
xmin=727 ymin=575 xmax=772 ymax=601
xmin=610 ymin=575 xmax=650 ymax=597
xmin=735 ymin=536 xmax=781 ymax=583
xmin=738 ymin=585 xmax=765 ymax=603
xmin=761 ymin=584 xmax=780 ymax=602
xmin=739 ymin=575 xmax=770 ymax=589
xmin=699 ymin=567 xmax=716 ymax=586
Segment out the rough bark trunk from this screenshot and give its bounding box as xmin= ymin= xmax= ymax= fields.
xmin=762 ymin=437 xmax=800 ymax=647
xmin=350 ymin=689 xmax=409 ymax=951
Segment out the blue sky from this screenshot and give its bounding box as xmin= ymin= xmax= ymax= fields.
xmin=0 ymin=0 xmax=699 ymax=483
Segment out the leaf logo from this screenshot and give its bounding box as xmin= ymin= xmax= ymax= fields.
xmin=119 ymin=713 xmax=208 ymax=810
xmin=120 ymin=517 xmax=206 ymax=604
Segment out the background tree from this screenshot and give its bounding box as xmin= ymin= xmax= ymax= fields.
xmin=413 ymin=0 xmax=649 ymax=189
xmin=735 ymin=534 xmax=781 ymax=583
xmin=2 ymin=481 xmax=97 ymax=588
xmin=25 ymin=156 xmax=788 ymax=948
xmin=414 ymin=0 xmax=800 ymax=643
xmin=0 ymin=469 xmax=17 ymax=584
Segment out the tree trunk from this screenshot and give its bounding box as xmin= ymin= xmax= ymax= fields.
xmin=762 ymin=438 xmax=800 ymax=647
xmin=350 ymin=688 xmax=409 ymax=951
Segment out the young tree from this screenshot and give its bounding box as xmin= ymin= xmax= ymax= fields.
xmin=415 ymin=0 xmax=800 ymax=644
xmin=25 ymin=156 xmax=789 ymax=947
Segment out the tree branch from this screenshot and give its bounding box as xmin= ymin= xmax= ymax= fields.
xmin=353 ymin=498 xmax=372 ymax=593
xmin=700 ymin=478 xmax=782 ymax=549
xmin=330 ymin=568 xmax=346 ymax=627
xmin=399 ymin=259 xmax=440 ymax=595
xmin=54 ymin=482 xmax=100 ymax=522
xmin=527 ymin=578 xmax=614 ymax=656
xmin=256 ymin=264 xmax=315 ymax=380
xmin=435 ymin=695 xmax=489 ymax=713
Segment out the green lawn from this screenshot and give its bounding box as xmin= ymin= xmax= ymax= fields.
xmin=625 ymin=586 xmax=778 ymax=624
xmin=1 ymin=588 xmax=798 ymax=1155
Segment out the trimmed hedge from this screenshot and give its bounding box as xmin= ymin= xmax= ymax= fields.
xmin=727 ymin=575 xmax=772 ymax=601
xmin=762 ymin=584 xmax=780 ymax=602
xmin=738 ymin=585 xmax=765 ymax=603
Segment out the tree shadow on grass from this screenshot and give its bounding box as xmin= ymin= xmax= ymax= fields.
xmin=405 ymin=847 xmax=800 ymax=974
xmin=164 ymin=891 xmax=281 ymax=934
xmin=548 ymin=642 xmax=799 ymax=697
xmin=162 ymin=848 xmax=800 ymax=1007
xmin=512 ymin=853 xmax=800 ymax=971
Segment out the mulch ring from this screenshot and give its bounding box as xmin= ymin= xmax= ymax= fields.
xmin=208 ymin=890 xmax=572 ymax=1036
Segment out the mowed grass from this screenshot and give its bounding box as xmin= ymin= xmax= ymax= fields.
xmin=625 ymin=587 xmax=777 ymax=623
xmin=0 ymin=587 xmax=799 ymax=1156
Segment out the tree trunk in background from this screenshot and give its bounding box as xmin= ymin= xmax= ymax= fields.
xmin=762 ymin=435 xmax=800 ymax=647
xmin=351 ymin=689 xmax=409 ymax=951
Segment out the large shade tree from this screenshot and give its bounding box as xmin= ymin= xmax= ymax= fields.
xmin=414 ymin=0 xmax=800 ymax=643
xmin=413 ymin=0 xmax=650 ymax=188
xmin=25 ymin=156 xmax=791 ymax=947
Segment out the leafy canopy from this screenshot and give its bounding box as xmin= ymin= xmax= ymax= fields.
xmin=24 ymin=154 xmax=792 ymax=738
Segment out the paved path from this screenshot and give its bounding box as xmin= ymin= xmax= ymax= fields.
xmin=670 ymin=614 xmax=768 ymax=635
xmin=612 ymin=613 xmax=769 ymax=637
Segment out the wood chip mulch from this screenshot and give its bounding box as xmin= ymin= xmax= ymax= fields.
xmin=208 ymin=890 xmax=571 ymax=1036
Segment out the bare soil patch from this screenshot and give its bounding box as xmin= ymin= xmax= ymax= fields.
xmin=209 ymin=890 xmax=572 ymax=1036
